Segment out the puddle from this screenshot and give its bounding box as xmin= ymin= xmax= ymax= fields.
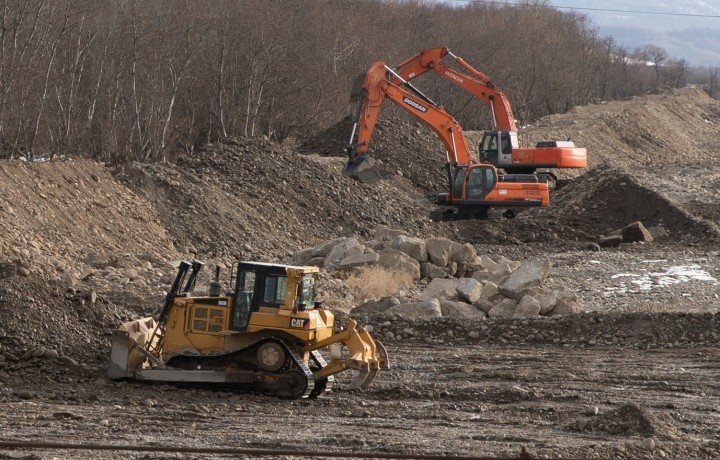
xmin=604 ymin=264 xmax=717 ymax=296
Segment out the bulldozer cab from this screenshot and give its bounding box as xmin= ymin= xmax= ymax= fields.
xmin=480 ymin=130 xmax=518 ymax=166
xmin=231 ymin=262 xmax=318 ymax=331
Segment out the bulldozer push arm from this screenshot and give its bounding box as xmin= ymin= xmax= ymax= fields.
xmin=303 ymin=319 xmax=388 ymax=389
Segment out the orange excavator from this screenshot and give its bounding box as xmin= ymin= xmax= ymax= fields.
xmin=344 ymin=61 xmax=549 ymax=219
xmin=393 ymin=47 xmax=587 ymax=187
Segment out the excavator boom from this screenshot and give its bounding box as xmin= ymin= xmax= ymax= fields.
xmin=392 ymin=47 xmax=587 ymax=175
xmin=394 ymin=47 xmax=516 ymax=132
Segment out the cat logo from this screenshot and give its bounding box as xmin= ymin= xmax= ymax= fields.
xmin=290 ymin=317 xmax=309 ymax=329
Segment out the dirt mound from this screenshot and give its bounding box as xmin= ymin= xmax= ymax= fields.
xmin=577 ymin=403 xmax=677 ymax=439
xmin=524 ymin=166 xmax=720 ymax=241
xmin=518 ymin=88 xmax=720 ymax=172
xmin=118 ymin=137 xmax=431 ymax=261
xmin=0 ymin=159 xmax=179 ymax=284
xmin=300 ymin=115 xmax=452 ymax=195
xmin=0 ymin=270 xmax=134 ymax=364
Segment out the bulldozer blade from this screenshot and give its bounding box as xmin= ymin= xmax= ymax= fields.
xmin=343 ymin=154 xmax=387 ymax=184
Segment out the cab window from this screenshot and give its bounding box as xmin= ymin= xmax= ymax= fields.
xmin=466 ymin=167 xmax=497 ymax=200
xmin=452 ymin=167 xmax=466 ymax=198
xmin=466 ymin=168 xmax=485 ymax=199
xmin=263 ymin=275 xmax=287 ymax=305
xmin=297 ymin=275 xmax=316 ymax=310
xmin=500 ymin=134 xmax=511 ymax=155
xmin=483 ymin=167 xmax=496 ymax=191
xmin=481 ymin=133 xmax=498 ymax=153
xmin=232 ymin=270 xmax=256 ymax=329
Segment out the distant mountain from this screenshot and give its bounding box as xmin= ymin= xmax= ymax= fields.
xmin=548 ymin=0 xmax=720 ymax=65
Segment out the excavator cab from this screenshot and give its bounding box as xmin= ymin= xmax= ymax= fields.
xmin=451 ymin=164 xmax=497 ymax=202
xmin=480 ymin=131 xmax=519 ymax=167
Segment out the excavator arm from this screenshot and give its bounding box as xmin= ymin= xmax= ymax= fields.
xmin=392 ymin=47 xmax=587 ymax=176
xmin=345 ymin=61 xmax=474 ymax=184
xmin=393 ymin=47 xmax=517 ymax=132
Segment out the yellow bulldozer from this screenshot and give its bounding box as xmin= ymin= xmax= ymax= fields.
xmin=108 ymin=260 xmax=388 ymax=398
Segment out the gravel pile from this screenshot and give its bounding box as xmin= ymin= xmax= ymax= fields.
xmin=118 ymin=137 xmax=431 ymax=261
xmin=524 ymin=166 xmax=720 ymax=243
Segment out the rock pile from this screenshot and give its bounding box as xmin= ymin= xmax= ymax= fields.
xmin=293 ymin=226 xmax=581 ymax=320
xmin=118 ymin=137 xmax=431 ymax=262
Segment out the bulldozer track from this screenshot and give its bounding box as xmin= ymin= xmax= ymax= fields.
xmin=0 ymin=439 xmax=522 ymax=459
xmin=166 ymin=336 xmax=315 ymax=398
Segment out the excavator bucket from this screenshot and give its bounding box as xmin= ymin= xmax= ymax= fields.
xmin=343 ymin=154 xmax=387 ymax=184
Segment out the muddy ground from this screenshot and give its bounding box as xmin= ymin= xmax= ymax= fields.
xmin=1 ymin=344 xmax=719 ymax=459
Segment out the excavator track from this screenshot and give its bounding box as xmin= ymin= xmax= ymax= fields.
xmin=165 ymin=337 xmax=314 ymax=399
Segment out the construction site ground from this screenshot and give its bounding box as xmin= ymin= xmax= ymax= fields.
xmin=1 ymin=344 xmax=719 ymax=459
xmin=1 ymin=88 xmax=720 ymax=459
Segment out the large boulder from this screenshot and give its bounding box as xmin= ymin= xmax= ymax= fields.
xmin=472 ymin=269 xmax=509 ymax=286
xmin=499 ymin=258 xmax=551 ymax=300
xmin=293 ymin=247 xmax=317 ymax=265
xmin=324 ymin=238 xmax=365 ymax=269
xmin=392 ymin=235 xmax=427 ymax=262
xmin=387 ymin=299 xmax=442 ymax=319
xmin=621 ymin=221 xmax=654 ymax=243
xmin=647 ymin=225 xmax=668 ymax=240
xmin=420 ymin=262 xmax=446 ymax=280
xmin=451 ymin=243 xmax=477 ymax=268
xmin=549 ymin=293 xmax=581 ymax=316
xmin=456 ymin=278 xmax=483 ymax=303
xmin=513 ymin=295 xmax=541 ymax=318
xmin=479 ymin=281 xmax=500 ymax=301
xmin=425 ymin=237 xmax=457 ymax=267
xmin=420 ymin=278 xmax=459 ymax=300
xmin=534 ymin=290 xmax=558 ymax=315
xmin=377 ymin=248 xmax=421 ymax=279
xmin=440 ymin=300 xmax=486 ymax=318
xmin=488 ymin=298 xmax=517 ymax=318
xmin=339 ymin=251 xmax=379 ymax=269
xmin=312 ymin=237 xmax=347 ymax=257
xmin=353 ymin=296 xmax=401 ymax=316
xmin=473 ymin=298 xmax=495 ymax=314
xmin=374 ymin=225 xmax=406 ymax=242
xmin=478 ymin=254 xmax=496 ymax=270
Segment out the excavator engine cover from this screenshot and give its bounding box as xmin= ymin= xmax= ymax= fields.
xmin=343 ymin=154 xmax=387 ymax=184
